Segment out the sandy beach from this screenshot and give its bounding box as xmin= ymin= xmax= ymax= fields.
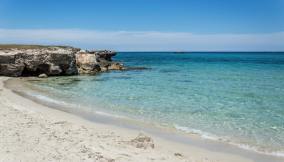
xmin=1 ymin=0 xmax=283 ymax=161
xmin=0 ymin=76 xmax=283 ymax=162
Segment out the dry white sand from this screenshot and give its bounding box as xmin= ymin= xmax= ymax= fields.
xmin=0 ymin=77 xmax=268 ymax=162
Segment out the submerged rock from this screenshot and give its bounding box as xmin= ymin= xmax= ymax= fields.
xmin=122 ymin=67 xmax=150 ymax=71
xmin=108 ymin=62 xmax=125 ymax=70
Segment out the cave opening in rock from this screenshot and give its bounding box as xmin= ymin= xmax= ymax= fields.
xmin=59 ymin=64 xmax=69 ymax=74
xmin=21 ymin=64 xmax=50 ymax=76
xmin=36 ymin=64 xmax=50 ymax=75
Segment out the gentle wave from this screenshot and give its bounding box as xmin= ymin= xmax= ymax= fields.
xmin=174 ymin=124 xmax=221 ymax=141
xmin=26 ymin=92 xmax=72 ymax=107
xmin=24 ymin=91 xmax=133 ymax=120
xmin=95 ymin=111 xmax=130 ymax=119
xmin=174 ymin=124 xmax=284 ymax=157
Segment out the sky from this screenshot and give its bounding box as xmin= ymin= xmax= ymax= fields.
xmin=0 ymin=0 xmax=284 ymax=51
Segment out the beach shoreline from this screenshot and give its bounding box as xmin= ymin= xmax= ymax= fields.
xmin=0 ymin=77 xmax=283 ymax=162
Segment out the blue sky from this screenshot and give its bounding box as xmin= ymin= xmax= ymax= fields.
xmin=0 ymin=0 xmax=284 ymax=51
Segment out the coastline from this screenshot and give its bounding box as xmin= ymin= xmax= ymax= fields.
xmin=0 ymin=77 xmax=283 ymax=162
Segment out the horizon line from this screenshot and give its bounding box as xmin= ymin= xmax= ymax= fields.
xmin=1 ymin=29 xmax=284 ymax=51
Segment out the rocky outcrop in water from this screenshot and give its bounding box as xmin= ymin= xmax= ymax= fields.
xmin=0 ymin=45 xmax=124 ymax=77
xmin=75 ymin=50 xmax=124 ymax=74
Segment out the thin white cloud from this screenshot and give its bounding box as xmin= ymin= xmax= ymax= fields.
xmin=0 ymin=29 xmax=283 ymax=51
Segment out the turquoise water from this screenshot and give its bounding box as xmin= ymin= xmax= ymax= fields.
xmin=26 ymin=52 xmax=284 ymax=155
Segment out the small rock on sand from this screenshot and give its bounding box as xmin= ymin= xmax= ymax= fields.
xmin=38 ymin=73 xmax=48 ymax=78
xmin=130 ymin=133 xmax=154 ymax=149
xmin=174 ymin=153 xmax=183 ymax=157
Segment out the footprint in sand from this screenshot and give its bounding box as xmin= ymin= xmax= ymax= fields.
xmin=53 ymin=121 xmax=68 ymax=125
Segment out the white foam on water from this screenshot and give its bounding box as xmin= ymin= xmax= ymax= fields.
xmin=174 ymin=124 xmax=220 ymax=141
xmin=25 ymin=91 xmax=72 ymax=107
xmin=174 ymin=124 xmax=284 ymax=157
xmin=95 ymin=111 xmax=130 ymax=119
xmin=231 ymin=143 xmax=284 ymax=158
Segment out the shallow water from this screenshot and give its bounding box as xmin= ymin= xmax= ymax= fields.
xmin=23 ymin=52 xmax=284 ymax=155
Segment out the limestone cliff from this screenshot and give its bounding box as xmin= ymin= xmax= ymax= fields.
xmin=0 ymin=45 xmax=123 ymax=77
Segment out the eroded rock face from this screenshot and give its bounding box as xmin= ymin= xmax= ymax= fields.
xmin=0 ymin=53 xmax=24 ymax=77
xmin=75 ymin=52 xmax=101 ymax=74
xmin=92 ymin=50 xmax=117 ymax=61
xmin=0 ymin=46 xmax=122 ymax=77
xmin=75 ymin=50 xmax=124 ymax=74
xmin=0 ymin=47 xmax=79 ymax=77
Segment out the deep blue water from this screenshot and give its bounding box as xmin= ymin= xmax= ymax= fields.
xmin=26 ymin=52 xmax=284 ymax=155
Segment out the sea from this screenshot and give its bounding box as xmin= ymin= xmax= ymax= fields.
xmin=18 ymin=52 xmax=284 ymax=156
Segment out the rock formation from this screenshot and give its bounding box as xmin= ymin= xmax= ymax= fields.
xmin=38 ymin=73 xmax=48 ymax=78
xmin=75 ymin=50 xmax=124 ymax=74
xmin=0 ymin=45 xmax=124 ymax=77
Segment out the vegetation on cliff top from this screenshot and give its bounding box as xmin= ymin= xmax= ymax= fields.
xmin=0 ymin=44 xmax=72 ymax=49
